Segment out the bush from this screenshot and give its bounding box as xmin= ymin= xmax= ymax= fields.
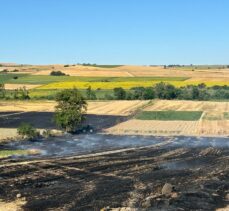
xmin=17 ymin=123 xmax=39 ymax=140
xmin=13 ymin=87 xmax=30 ymax=100
xmin=50 ymin=71 xmax=66 ymax=76
xmin=86 ymin=86 xmax=97 ymax=100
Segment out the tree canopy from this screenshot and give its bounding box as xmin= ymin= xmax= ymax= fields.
xmin=54 ymin=88 xmax=87 ymax=132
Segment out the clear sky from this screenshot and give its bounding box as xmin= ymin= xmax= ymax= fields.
xmin=0 ymin=0 xmax=229 ymax=65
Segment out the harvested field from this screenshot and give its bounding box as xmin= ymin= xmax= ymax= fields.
xmin=0 ymin=128 xmax=17 ymax=140
xmin=87 ymin=100 xmax=149 ymax=116
xmin=2 ymin=64 xmax=229 ymax=79
xmin=0 ymin=101 xmax=56 ymax=112
xmin=144 ymin=100 xmax=229 ymax=112
xmin=2 ymin=100 xmax=229 ymax=137
xmin=198 ymin=120 xmax=229 ymax=135
xmin=106 ymin=100 xmax=229 ymax=137
xmin=0 ymin=100 xmax=147 ymax=116
xmin=0 ymin=100 xmax=147 ymax=140
xmin=0 ymin=135 xmax=228 ymax=210
xmin=4 ymin=84 xmax=41 ymax=90
xmin=105 ymin=119 xmax=199 ymax=136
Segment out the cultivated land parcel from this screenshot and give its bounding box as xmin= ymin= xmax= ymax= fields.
xmin=1 ymin=64 xmax=229 ymax=99
xmin=1 ymin=64 xmax=229 ymax=210
xmin=2 ymin=64 xmax=229 ymax=139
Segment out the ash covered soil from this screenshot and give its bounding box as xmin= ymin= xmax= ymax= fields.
xmin=0 ymin=137 xmax=229 ymax=211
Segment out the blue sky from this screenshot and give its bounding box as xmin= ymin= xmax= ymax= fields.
xmin=0 ymin=0 xmax=229 ymax=65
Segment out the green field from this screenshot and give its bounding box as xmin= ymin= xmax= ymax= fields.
xmin=224 ymin=112 xmax=229 ymax=120
xmin=0 ymin=73 xmax=28 ymax=83
xmin=1 ymin=75 xmax=189 ymax=84
xmin=29 ymin=89 xmax=113 ymax=99
xmin=135 ymin=111 xmax=203 ymax=121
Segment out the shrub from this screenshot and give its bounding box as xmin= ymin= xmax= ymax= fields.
xmin=17 ymin=123 xmax=39 ymax=140
xmin=13 ymin=87 xmax=30 ymax=100
xmin=86 ymin=86 xmax=97 ymax=100
xmin=50 ymin=71 xmax=66 ymax=76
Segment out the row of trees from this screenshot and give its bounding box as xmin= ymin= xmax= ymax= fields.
xmin=2 ymin=82 xmax=229 ymax=101
xmin=112 ymin=82 xmax=229 ymax=101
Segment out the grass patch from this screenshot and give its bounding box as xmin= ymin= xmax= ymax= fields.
xmin=0 ymin=73 xmax=28 ymax=84
xmin=135 ymin=111 xmax=203 ymax=121
xmin=0 ymin=150 xmax=29 ymax=158
xmin=6 ymin=75 xmax=75 ymax=84
xmin=224 ymin=112 xmax=229 ymax=119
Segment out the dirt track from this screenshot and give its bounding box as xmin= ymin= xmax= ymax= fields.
xmin=0 ymin=139 xmax=228 ymax=211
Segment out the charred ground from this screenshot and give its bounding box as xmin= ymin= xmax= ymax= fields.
xmin=0 ymin=142 xmax=228 ymax=211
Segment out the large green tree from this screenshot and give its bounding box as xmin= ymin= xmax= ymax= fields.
xmin=54 ymin=89 xmax=87 ymax=132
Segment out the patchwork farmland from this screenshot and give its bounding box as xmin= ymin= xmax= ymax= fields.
xmin=1 ymin=65 xmax=229 ymax=210
xmin=2 ymin=64 xmax=229 ymax=101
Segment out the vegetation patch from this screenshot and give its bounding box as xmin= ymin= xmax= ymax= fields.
xmin=135 ymin=111 xmax=203 ymax=121
xmin=4 ymin=76 xmax=189 ymax=85
xmin=50 ymin=71 xmax=67 ymax=76
xmin=0 ymin=150 xmax=29 ymax=158
xmin=0 ymin=73 xmax=28 ymax=84
xmin=223 ymin=112 xmax=229 ymax=120
xmin=17 ymin=123 xmax=39 ymax=140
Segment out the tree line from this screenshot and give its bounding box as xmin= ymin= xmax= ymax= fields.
xmin=2 ymin=82 xmax=229 ymax=101
xmin=110 ymin=82 xmax=229 ymax=101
